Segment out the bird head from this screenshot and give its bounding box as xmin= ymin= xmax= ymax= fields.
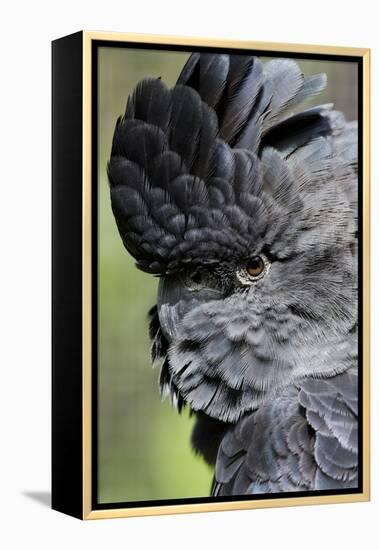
xmin=108 ymin=54 xmax=357 ymax=423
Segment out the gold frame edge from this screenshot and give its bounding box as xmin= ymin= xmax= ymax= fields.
xmin=83 ymin=30 xmax=93 ymax=520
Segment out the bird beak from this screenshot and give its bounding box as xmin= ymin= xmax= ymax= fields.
xmin=157 ymin=274 xmax=223 ymax=342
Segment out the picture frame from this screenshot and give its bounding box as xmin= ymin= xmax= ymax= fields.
xmin=52 ymin=30 xmax=370 ymax=520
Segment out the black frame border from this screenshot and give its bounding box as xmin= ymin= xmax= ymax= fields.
xmin=52 ymin=31 xmax=84 ymax=519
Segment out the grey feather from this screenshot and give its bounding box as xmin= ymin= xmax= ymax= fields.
xmin=213 ymin=368 xmax=358 ymax=495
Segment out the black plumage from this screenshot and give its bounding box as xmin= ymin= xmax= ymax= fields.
xmin=108 ymin=52 xmax=358 ymax=496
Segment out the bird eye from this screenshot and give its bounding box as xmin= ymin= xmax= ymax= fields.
xmin=246 ymin=256 xmax=265 ymax=277
xmin=237 ymin=254 xmax=270 ymax=285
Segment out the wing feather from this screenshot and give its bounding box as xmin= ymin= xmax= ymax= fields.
xmin=213 ymin=368 xmax=358 ymax=495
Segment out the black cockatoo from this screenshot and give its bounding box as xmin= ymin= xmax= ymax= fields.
xmin=108 ymin=53 xmax=358 ymax=495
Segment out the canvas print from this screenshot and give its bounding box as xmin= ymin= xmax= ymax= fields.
xmin=97 ymin=46 xmax=359 ymax=505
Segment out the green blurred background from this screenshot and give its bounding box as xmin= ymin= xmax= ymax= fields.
xmin=97 ymin=46 xmax=357 ymax=504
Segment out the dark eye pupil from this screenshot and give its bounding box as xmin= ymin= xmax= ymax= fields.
xmin=248 ymin=259 xmax=260 ymax=269
xmin=246 ymin=256 xmax=264 ymax=277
